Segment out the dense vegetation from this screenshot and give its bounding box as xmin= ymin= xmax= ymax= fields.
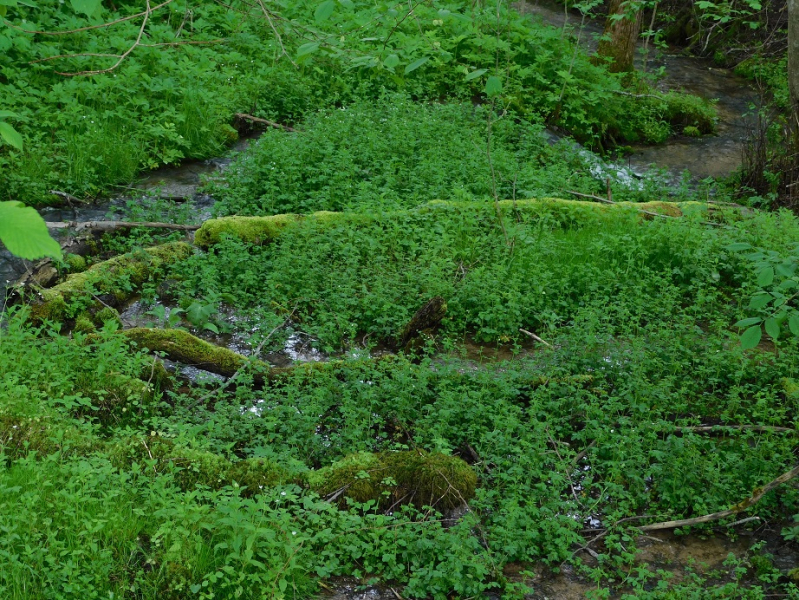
xmin=4 ymin=0 xmax=799 ymax=598
xmin=0 ymin=0 xmax=716 ymax=205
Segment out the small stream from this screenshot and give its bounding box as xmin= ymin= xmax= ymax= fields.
xmin=519 ymin=0 xmax=760 ymax=180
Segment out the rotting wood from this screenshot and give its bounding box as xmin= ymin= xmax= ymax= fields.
xmin=399 ymin=296 xmax=447 ymax=350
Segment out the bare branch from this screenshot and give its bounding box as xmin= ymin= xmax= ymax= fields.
xmin=56 ymin=0 xmax=155 ymax=76
xmin=638 ymin=463 xmax=799 ymax=531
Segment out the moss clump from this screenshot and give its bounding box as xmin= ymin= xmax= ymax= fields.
xmin=306 ymin=452 xmax=390 ymax=504
xmin=384 ymin=451 xmax=477 ymax=510
xmin=29 ymin=242 xmax=192 ymax=322
xmin=194 ymin=211 xmax=376 ymax=248
xmin=307 ymin=450 xmax=477 ymax=510
xmin=73 ymin=314 xmax=96 ymax=334
xmin=64 ymin=253 xmax=87 ymax=273
xmin=782 ymin=378 xmax=799 ymax=401
xmin=107 ymin=436 xmax=288 ymax=492
xmin=93 ymin=307 xmax=122 ymax=328
xmin=194 ymin=214 xmax=303 ymax=247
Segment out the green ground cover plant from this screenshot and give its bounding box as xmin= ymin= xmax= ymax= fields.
xmin=0 ymin=0 xmax=714 ymax=206
xmin=5 ymin=195 xmax=799 ymax=597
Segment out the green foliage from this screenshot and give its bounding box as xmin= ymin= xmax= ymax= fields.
xmin=727 ymin=241 xmax=799 ymax=348
xmin=6 ymin=200 xmax=799 ymax=596
xmin=0 ymin=201 xmax=61 ymax=260
xmin=0 ymin=0 xmax=713 ymax=205
xmin=213 ymin=95 xmax=701 ymax=217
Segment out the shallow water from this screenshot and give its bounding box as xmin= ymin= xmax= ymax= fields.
xmin=518 ymin=0 xmax=760 ymax=181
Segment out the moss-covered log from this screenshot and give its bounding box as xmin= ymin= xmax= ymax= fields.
xmin=194 ymin=199 xmax=714 ymax=248
xmin=120 ymin=327 xmax=400 ymax=384
xmin=28 ymin=242 xmax=193 ymax=322
xmin=194 ymin=211 xmax=375 ymax=248
xmin=306 ymin=450 xmax=477 ymax=510
xmin=121 ymin=327 xmax=264 ymax=378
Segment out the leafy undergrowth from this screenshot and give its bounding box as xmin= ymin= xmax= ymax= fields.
xmin=212 ymin=95 xmax=704 ymax=217
xmin=0 ymin=0 xmax=714 ymax=206
xmin=5 ymin=200 xmax=799 ymax=598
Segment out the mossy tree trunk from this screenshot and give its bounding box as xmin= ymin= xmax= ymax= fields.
xmin=595 ymin=0 xmax=643 ymax=74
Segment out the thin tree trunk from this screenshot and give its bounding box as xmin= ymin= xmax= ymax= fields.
xmin=786 ymin=0 xmax=799 ymax=202
xmin=595 ymin=0 xmax=642 ymax=73
xmin=789 ymin=1 xmax=799 ymax=147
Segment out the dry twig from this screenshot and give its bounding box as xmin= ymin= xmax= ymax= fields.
xmin=519 ymin=328 xmax=551 ymax=347
xmin=638 ymin=463 xmax=799 ymax=531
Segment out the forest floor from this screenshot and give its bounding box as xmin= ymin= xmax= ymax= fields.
xmin=3 ymin=0 xmax=799 ymax=598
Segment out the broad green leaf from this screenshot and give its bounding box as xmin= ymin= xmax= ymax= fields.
xmin=485 ymin=75 xmax=502 ymax=96
xmin=296 ymin=42 xmax=320 ymax=58
xmin=765 ymin=317 xmax=780 ymax=340
xmin=314 ymin=0 xmax=335 ymax=23
xmin=0 ymin=121 xmax=22 ymax=150
xmin=740 ymin=325 xmax=762 ymax=350
xmin=465 ymin=68 xmax=487 ymax=81
xmin=0 ymin=0 xmax=17 ymax=6
xmin=749 ymin=292 xmax=772 ymax=310
xmin=0 ymin=201 xmax=61 ymax=260
xmin=790 ymin=314 xmax=799 ymax=336
xmin=383 ymin=54 xmax=400 ymax=69
xmin=70 ymin=0 xmax=101 ymax=16
xmin=725 ymin=242 xmax=751 ymax=252
xmin=404 ymin=56 xmax=429 ymax=74
xmin=757 ymin=266 xmax=774 ymax=287
xmin=734 ymin=317 xmax=762 ymax=328
xmin=0 ymin=111 xmax=19 ymax=119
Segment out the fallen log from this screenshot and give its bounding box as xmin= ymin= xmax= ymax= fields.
xmin=45 ymin=220 xmax=201 ymax=233
xmin=193 ymin=199 xmax=711 ymax=248
xmin=120 ymin=327 xmax=400 ymax=385
xmin=27 ymin=242 xmax=193 ymax=322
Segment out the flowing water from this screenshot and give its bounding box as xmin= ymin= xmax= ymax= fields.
xmin=518 ymin=0 xmax=760 ymax=181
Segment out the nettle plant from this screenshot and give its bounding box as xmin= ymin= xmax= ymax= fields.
xmin=729 ymin=242 xmax=799 ymax=349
